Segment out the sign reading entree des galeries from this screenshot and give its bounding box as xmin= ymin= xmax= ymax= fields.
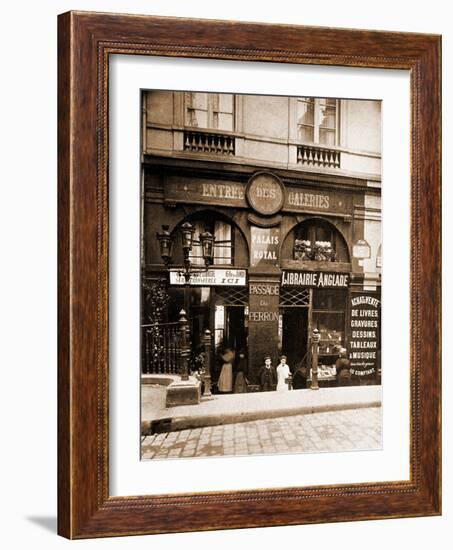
xmin=163 ymin=174 xmax=351 ymax=215
xmin=281 ymin=270 xmax=349 ymax=288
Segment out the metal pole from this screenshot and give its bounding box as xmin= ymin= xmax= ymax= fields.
xmin=184 ymin=279 xmax=190 ymax=319
xmin=178 ymin=309 xmax=190 ymax=381
xmin=202 ymin=329 xmax=212 ymax=397
xmin=311 ymin=329 xmax=320 ymax=391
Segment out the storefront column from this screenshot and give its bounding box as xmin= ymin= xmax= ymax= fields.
xmin=247 ymin=277 xmax=281 ymax=383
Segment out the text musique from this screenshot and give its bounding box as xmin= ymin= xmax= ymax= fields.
xmin=282 ymin=271 xmax=349 ymax=288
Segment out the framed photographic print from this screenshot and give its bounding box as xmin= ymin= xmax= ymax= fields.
xmin=58 ymin=11 xmax=441 ymax=539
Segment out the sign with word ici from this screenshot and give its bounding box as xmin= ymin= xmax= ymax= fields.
xmin=250 ymin=226 xmax=280 ymax=267
xmin=349 ymin=294 xmax=380 ymax=380
xmin=281 ymin=270 xmax=349 ymax=288
xmin=246 ymin=172 xmax=285 ymax=216
xmin=169 ymin=268 xmax=246 ymax=286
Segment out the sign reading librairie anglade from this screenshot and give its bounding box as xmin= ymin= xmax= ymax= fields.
xmin=349 ymin=294 xmax=380 ymax=380
xmin=169 ymin=268 xmax=246 ymax=286
xmin=281 ymin=270 xmax=349 ymax=288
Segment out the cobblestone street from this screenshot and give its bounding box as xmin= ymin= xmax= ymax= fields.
xmin=141 ymin=406 xmax=381 ymax=460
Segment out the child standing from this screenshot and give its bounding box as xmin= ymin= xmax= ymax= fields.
xmin=258 ymin=355 xmax=277 ymax=392
xmin=276 ymin=355 xmax=291 ymax=391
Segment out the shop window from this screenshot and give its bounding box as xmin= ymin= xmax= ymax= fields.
xmin=312 ymin=289 xmax=347 ymax=355
xmin=297 ymin=98 xmax=338 ymax=146
xmin=185 ymin=92 xmax=235 ymax=132
xmin=188 ymin=218 xmax=233 ymax=266
xmin=291 ymin=218 xmax=349 ymax=263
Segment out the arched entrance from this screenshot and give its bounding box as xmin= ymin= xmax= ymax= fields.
xmin=279 ymin=217 xmax=351 ymax=387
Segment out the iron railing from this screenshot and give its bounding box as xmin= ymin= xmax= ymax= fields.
xmin=142 ymin=321 xmax=181 ymax=375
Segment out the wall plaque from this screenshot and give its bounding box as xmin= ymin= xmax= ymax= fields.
xmin=250 ymin=226 xmax=280 ymax=267
xmin=246 ymin=172 xmax=285 ymax=216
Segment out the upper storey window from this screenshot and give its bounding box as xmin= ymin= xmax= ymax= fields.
xmin=297 ymin=98 xmax=338 ymax=146
xmin=185 ymin=92 xmax=235 ymax=132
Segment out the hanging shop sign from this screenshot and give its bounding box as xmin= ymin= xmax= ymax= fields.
xmin=281 ymin=270 xmax=350 ymax=288
xmin=169 ymin=268 xmax=246 ymax=286
xmin=348 ymin=293 xmax=381 ymax=380
xmin=250 ymin=226 xmax=280 ymax=267
xmin=352 ymin=239 xmax=371 ymax=259
xmin=246 ymin=172 xmax=285 ymax=216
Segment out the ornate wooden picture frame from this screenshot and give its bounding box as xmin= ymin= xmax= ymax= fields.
xmin=58 ymin=11 xmax=441 ymax=539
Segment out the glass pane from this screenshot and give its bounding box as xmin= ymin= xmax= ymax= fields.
xmin=214 ymin=221 xmax=232 ymax=264
xmin=314 ymin=224 xmax=332 ymax=242
xmin=189 ymin=287 xmax=211 ymax=306
xmin=313 ymin=289 xmax=346 ymax=310
xmin=319 ymin=128 xmax=335 ymax=146
xmin=298 ymin=125 xmax=314 ymax=143
xmin=311 ymin=310 xmax=345 ymax=355
xmin=188 ymin=221 xmax=205 ymax=265
xmin=297 ymin=99 xmax=314 ymax=126
xmin=319 ymin=100 xmax=336 ymax=129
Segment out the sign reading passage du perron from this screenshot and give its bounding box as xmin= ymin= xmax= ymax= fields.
xmin=349 ymin=293 xmax=381 ymax=382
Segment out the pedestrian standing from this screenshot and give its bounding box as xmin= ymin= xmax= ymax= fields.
xmin=258 ymin=355 xmax=277 ymax=392
xmin=276 ymin=355 xmax=291 ymax=391
xmin=335 ymin=347 xmax=351 ymax=386
xmin=218 ymin=348 xmax=234 ymax=393
xmin=233 ymin=351 xmax=248 ymax=393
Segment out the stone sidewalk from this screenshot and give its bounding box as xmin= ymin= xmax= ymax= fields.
xmin=141 ymin=406 xmax=382 ymax=460
xmin=141 ymin=384 xmax=382 ymax=434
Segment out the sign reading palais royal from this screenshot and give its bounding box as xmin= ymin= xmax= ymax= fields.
xmin=250 ymin=226 xmax=280 ymax=267
xmin=281 ymin=270 xmax=350 ymax=288
xmin=169 ymin=268 xmax=246 ymax=286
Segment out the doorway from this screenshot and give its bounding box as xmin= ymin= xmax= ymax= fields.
xmin=279 ymin=307 xmax=309 ymax=372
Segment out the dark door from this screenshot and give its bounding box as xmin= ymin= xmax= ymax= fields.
xmin=281 ymin=307 xmax=309 ymax=376
xmin=225 ymin=306 xmax=247 ymax=353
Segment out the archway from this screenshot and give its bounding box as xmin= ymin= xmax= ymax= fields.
xmin=281 ymin=217 xmax=350 ymax=263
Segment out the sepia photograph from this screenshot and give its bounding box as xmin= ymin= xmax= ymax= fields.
xmin=140 ymin=90 xmax=382 ymax=461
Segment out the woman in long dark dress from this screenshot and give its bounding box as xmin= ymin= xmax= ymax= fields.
xmin=233 ymin=351 xmax=248 ymax=393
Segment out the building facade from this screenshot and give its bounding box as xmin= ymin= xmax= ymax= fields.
xmin=141 ymin=91 xmax=382 ymax=388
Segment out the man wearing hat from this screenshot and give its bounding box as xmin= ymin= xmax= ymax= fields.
xmin=258 ymin=355 xmax=277 ymax=392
